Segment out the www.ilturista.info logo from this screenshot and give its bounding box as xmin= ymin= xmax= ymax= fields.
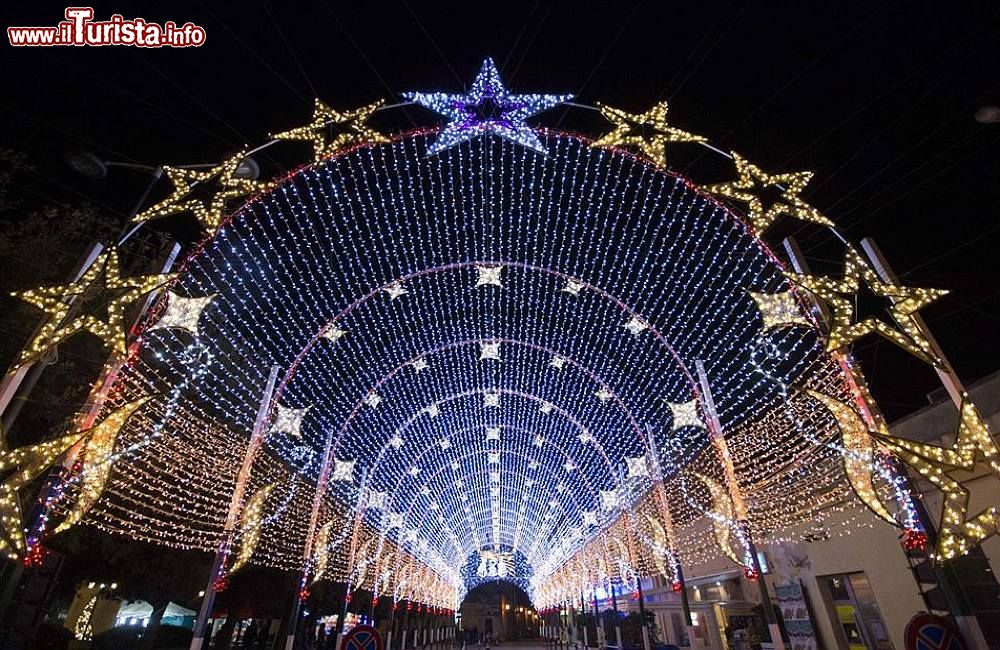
xmin=8 ymin=7 xmax=206 ymax=47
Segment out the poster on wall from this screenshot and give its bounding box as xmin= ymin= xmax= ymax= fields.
xmin=775 ymin=582 xmax=818 ymax=650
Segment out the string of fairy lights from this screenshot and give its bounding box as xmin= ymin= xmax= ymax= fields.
xmin=4 ymin=57 xmax=996 ymax=612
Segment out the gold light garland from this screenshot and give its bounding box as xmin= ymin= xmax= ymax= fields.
xmin=273 ymin=99 xmax=389 ymax=161
xmin=786 ymin=247 xmax=948 ymax=365
xmin=591 ymin=101 xmax=705 ymax=168
xmin=1 ymin=431 xmax=88 ymax=558
xmin=749 ymin=290 xmax=812 ymax=331
xmin=133 ymin=151 xmax=271 ymax=232
xmin=55 ymin=397 xmax=152 ymax=533
xmin=231 ymin=483 xmax=275 ymax=573
xmin=705 ymin=152 xmax=833 ymax=235
xmin=875 ymin=396 xmax=1000 ymax=559
xmin=9 ymin=249 xmax=175 ymax=370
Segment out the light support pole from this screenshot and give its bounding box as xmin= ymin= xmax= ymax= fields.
xmin=609 ymin=583 xmax=622 ymax=650
xmin=634 ymin=578 xmax=651 ymax=650
xmin=674 ymin=563 xmax=695 ymax=648
xmin=190 ymin=364 xmax=280 ymax=650
xmin=694 ymin=360 xmax=785 ymax=650
xmin=592 ymin=591 xmax=605 ymax=649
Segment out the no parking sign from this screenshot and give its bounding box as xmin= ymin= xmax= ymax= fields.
xmin=904 ymin=614 xmax=966 ymax=650
xmin=344 ymin=624 xmax=384 ymax=650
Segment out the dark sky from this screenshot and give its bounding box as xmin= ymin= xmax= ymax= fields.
xmin=1 ymin=1 xmax=998 ymax=419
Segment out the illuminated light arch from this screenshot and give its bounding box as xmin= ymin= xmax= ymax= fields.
xmin=54 ymin=129 xmax=879 ymax=609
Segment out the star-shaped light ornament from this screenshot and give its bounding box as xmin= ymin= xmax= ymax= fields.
xmin=134 ymin=151 xmax=271 ymax=232
xmin=273 ymin=99 xmax=388 ymax=161
xmin=599 ymin=490 xmax=619 ymax=512
xmin=549 ymin=356 xmax=567 ymax=370
xmin=874 ymin=396 xmax=1000 ymax=559
xmin=383 ymin=282 xmax=409 ymax=301
xmin=331 ymin=459 xmax=356 ymax=482
xmin=705 ymin=152 xmax=833 ymax=235
xmin=475 ymin=265 xmax=503 ymax=288
xmin=480 ymin=341 xmax=502 ymax=362
xmin=595 ymin=387 xmax=614 ymax=403
xmin=625 ymin=456 xmax=649 ymax=478
xmin=404 ymin=58 xmax=571 ymax=155
xmin=786 ymin=247 xmax=948 ymax=365
xmin=1 ymin=431 xmax=90 ymax=558
xmin=269 ymin=404 xmax=310 ymax=439
xmin=582 ymin=511 xmax=598 ymax=527
xmin=10 ymin=249 xmax=176 ymax=369
xmin=485 ymin=426 xmax=502 ymax=441
xmin=149 ymin=291 xmax=215 ymax=336
xmin=410 ymin=357 xmax=429 ymax=373
xmin=322 ymin=325 xmax=347 ymax=344
xmin=484 ymin=393 xmax=501 ymax=408
xmin=667 ymin=399 xmax=706 ymax=431
xmin=592 ymin=101 xmax=706 ymax=168
xmin=749 ymin=290 xmax=812 ymax=332
xmin=624 ymin=317 xmax=648 ymax=337
xmin=562 ymin=279 xmax=584 ymax=296
xmin=367 ymin=490 xmax=387 ymax=510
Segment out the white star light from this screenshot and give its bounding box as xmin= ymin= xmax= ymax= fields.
xmin=582 ymin=511 xmax=598 ymax=526
xmin=331 ymin=459 xmax=355 ymax=482
xmin=533 ymin=435 xmax=545 ymax=447
xmin=322 ymin=325 xmax=346 ymax=343
xmin=451 ymin=461 xmax=460 ymax=471
xmin=419 ymin=485 xmax=431 ymax=496
xmin=626 ymin=456 xmax=649 ymax=478
xmin=410 ymin=357 xmax=429 ymax=373
xmin=564 ymin=460 xmax=577 ymax=472
xmin=539 ymin=402 xmax=554 ymax=414
xmin=408 ymin=466 xmax=421 ymax=477
xmin=562 ymin=279 xmax=584 ymax=296
xmin=600 ymin=489 xmax=619 ymax=511
xmin=667 ymin=399 xmax=705 ymax=430
xmin=403 ymin=57 xmax=571 ymax=155
xmin=365 ymin=392 xmax=381 ymax=408
xmin=480 ymin=341 xmax=502 ymax=362
xmin=439 ymin=438 xmax=451 ymax=450
xmin=528 ymin=460 xmax=539 ymax=470
xmin=624 ymin=316 xmax=648 ymax=337
xmin=386 ymin=512 xmax=404 ymax=530
xmin=488 ymin=451 xmax=500 ymax=464
xmin=486 ymin=426 xmax=502 ymax=441
xmin=150 ymin=291 xmax=214 ymax=335
xmin=269 ymin=404 xmax=309 ymax=438
xmin=426 ymin=403 xmax=440 ymax=418
xmin=389 ymin=434 xmax=404 ymax=449
xmin=367 ymin=490 xmax=386 ymax=510
xmin=550 ymin=355 xmax=566 ymax=369
xmin=484 ymin=393 xmax=500 ymax=407
xmin=382 ymin=281 xmax=408 ymax=301
xmin=578 ymin=431 xmax=595 ymax=445
xmin=595 ymin=387 xmax=614 ymax=402
xmin=475 ymin=265 xmax=503 ymax=287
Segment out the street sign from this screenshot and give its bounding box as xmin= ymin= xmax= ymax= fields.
xmin=904 ymin=614 xmax=966 ymax=650
xmin=344 ymin=624 xmax=384 ymax=650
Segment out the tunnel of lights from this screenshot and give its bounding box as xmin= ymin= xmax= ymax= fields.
xmin=23 ymin=60 xmax=993 ymax=615
xmin=54 ymin=128 xmax=871 ymax=610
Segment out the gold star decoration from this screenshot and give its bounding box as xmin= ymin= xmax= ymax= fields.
xmin=10 ymin=249 xmax=176 ymax=369
xmin=273 ymin=99 xmax=388 ymax=161
xmin=705 ymin=152 xmax=833 ymax=235
xmin=1 ymin=432 xmax=87 ymax=558
xmin=591 ymin=101 xmax=706 ymax=168
xmin=875 ymin=396 xmax=999 ymax=559
xmin=785 ymin=247 xmax=948 ymax=365
xmin=55 ymin=397 xmax=152 ymax=534
xmin=133 ymin=151 xmax=271 ymax=232
xmin=749 ymin=290 xmax=812 ymax=331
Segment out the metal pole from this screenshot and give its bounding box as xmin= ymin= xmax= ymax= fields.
xmin=609 ymin=584 xmax=622 ymax=650
xmin=694 ymin=361 xmax=785 ymax=650
xmin=592 ymin=591 xmax=605 ymax=649
xmin=674 ymin=563 xmax=695 ymax=648
xmin=635 ymin=579 xmax=650 ymax=650
xmin=190 ymin=364 xmax=280 ymax=650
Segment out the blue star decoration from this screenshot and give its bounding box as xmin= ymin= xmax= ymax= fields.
xmin=404 ymin=58 xmax=572 ymax=155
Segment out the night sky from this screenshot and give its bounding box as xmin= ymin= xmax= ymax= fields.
xmin=1 ymin=1 xmax=998 ymax=420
